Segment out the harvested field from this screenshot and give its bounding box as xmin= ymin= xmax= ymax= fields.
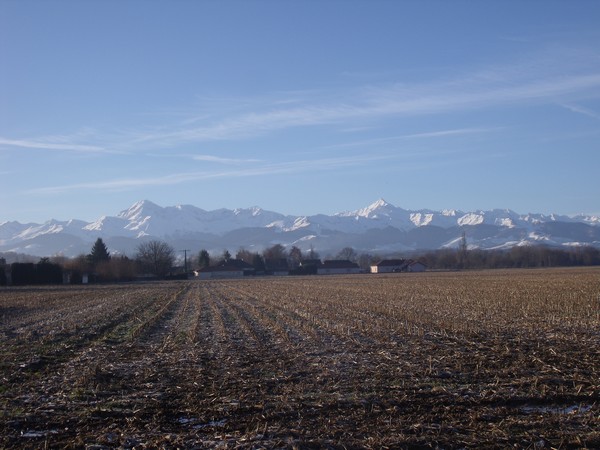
xmin=0 ymin=268 xmax=599 ymax=449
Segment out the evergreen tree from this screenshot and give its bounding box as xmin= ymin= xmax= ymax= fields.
xmin=88 ymin=238 xmax=111 ymax=266
xmin=198 ymin=249 xmax=210 ymax=268
xmin=222 ymin=249 xmax=231 ymax=263
xmin=252 ymin=253 xmax=265 ymax=272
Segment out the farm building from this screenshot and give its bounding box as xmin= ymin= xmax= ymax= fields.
xmin=264 ymin=258 xmax=290 ymax=276
xmin=300 ymin=259 xmax=322 ymax=268
xmin=296 ymin=259 xmax=322 ymax=275
xmin=195 ymin=259 xmax=253 ymax=279
xmin=370 ymin=259 xmax=408 ymax=273
xmin=370 ymin=259 xmax=427 ymax=273
xmin=407 ymin=261 xmax=427 ymax=272
xmin=317 ymin=260 xmax=361 ymax=275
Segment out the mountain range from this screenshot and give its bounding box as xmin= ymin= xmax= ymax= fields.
xmin=1 ymin=199 xmax=599 ymax=259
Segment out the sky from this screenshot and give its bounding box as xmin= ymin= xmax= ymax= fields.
xmin=1 ymin=0 xmax=600 ymax=223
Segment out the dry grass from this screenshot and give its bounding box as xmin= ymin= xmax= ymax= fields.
xmin=1 ymin=268 xmax=598 ymax=448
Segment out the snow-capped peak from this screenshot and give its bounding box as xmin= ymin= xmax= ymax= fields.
xmin=2 ymin=199 xmax=599 ymax=258
xmin=369 ymin=198 xmax=390 ymax=210
xmin=117 ymin=199 xmax=162 ymax=220
xmin=340 ymin=198 xmax=396 ymax=218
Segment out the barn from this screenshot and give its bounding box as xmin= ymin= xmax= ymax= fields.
xmin=370 ymin=259 xmax=408 ymax=274
xmin=407 ymin=261 xmax=427 ymax=272
xmin=317 ymin=260 xmax=361 ymax=275
xmin=195 ymin=259 xmax=254 ymax=279
xmin=370 ymin=259 xmax=427 ymax=273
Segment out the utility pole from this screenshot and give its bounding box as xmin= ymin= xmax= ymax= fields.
xmin=180 ymin=249 xmax=190 ymax=275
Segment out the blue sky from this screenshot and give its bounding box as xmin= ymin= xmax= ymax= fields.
xmin=1 ymin=0 xmax=600 ymax=223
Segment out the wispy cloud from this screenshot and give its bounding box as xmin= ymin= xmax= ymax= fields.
xmin=402 ymin=128 xmax=502 ymax=139
xmin=192 ymin=154 xmax=261 ymax=164
xmin=7 ymin=48 xmax=600 ymax=154
xmin=123 ymin=68 xmax=600 ymax=149
xmin=0 ymin=137 xmax=109 ymax=153
xmin=322 ymin=127 xmax=500 ymax=150
xmin=560 ymin=103 xmax=600 ymax=121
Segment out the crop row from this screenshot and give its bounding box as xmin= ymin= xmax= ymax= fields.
xmin=1 ymin=268 xmax=598 ymax=448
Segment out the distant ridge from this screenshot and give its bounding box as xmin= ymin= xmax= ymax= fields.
xmin=1 ymin=199 xmax=599 ymax=257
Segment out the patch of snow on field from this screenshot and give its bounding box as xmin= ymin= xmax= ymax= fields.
xmin=520 ymin=404 xmax=593 ymax=415
xmin=177 ymin=417 xmax=227 ymax=430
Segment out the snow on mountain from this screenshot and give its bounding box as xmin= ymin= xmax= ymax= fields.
xmin=1 ymin=199 xmax=599 ymax=257
xmin=267 ymin=216 xmax=312 ymax=232
xmin=114 ymin=200 xmax=287 ymax=236
xmin=0 ymin=221 xmax=32 ymax=245
xmin=336 ymin=198 xmax=415 ymax=230
xmin=410 ymin=210 xmax=460 ymax=228
xmin=84 ymin=216 xmax=131 ymax=237
xmin=457 ymin=213 xmax=484 ymax=226
xmin=345 ymin=198 xmax=394 ymax=218
xmin=577 ymin=214 xmax=600 ymax=225
xmin=14 ymin=219 xmax=90 ymax=241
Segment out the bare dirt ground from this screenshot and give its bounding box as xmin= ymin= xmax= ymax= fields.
xmin=1 ymin=268 xmax=599 ymax=449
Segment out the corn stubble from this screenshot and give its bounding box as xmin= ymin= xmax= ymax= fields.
xmin=0 ymin=268 xmax=598 ymax=448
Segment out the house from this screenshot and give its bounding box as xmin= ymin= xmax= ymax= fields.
xmin=407 ymin=261 xmax=427 ymax=272
xmin=295 ymin=259 xmax=322 ymax=275
xmin=195 ymin=258 xmax=254 ymax=279
xmin=370 ymin=259 xmax=427 ymax=273
xmin=370 ymin=259 xmax=408 ymax=273
xmin=264 ymin=258 xmax=289 ymax=276
xmin=300 ymin=259 xmax=322 ymax=267
xmin=196 ymin=266 xmax=243 ymax=280
xmin=317 ymin=260 xmax=361 ymax=275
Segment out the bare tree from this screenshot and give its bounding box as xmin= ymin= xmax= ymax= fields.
xmin=96 ymin=256 xmax=136 ymax=282
xmin=288 ymin=246 xmax=303 ymax=269
xmin=136 ymin=240 xmax=175 ymax=278
xmin=457 ymin=231 xmax=468 ymax=269
xmin=263 ymin=244 xmax=287 ymax=261
xmin=236 ymin=247 xmax=254 ymax=264
xmin=357 ymin=252 xmax=378 ymax=271
xmin=336 ymin=247 xmax=358 ymax=262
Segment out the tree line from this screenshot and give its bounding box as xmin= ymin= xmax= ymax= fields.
xmin=0 ymin=238 xmax=178 ymax=285
xmin=192 ymin=243 xmax=600 ymax=272
xmin=416 ymin=245 xmax=600 ymax=270
xmin=1 ymin=238 xmax=599 ymax=286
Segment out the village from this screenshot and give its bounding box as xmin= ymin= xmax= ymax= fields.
xmin=194 ymin=257 xmax=427 ymax=279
